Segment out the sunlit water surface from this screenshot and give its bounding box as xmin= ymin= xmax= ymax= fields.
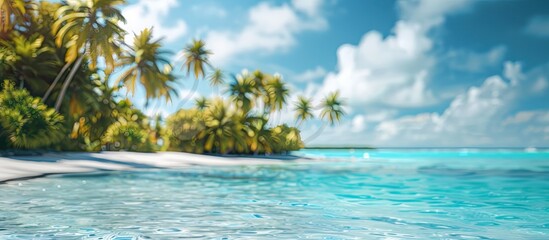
xmin=1 ymin=149 xmax=548 ymax=239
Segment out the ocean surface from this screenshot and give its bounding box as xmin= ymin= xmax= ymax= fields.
xmin=0 ymin=149 xmax=548 ymax=239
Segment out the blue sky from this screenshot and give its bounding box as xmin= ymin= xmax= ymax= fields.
xmin=119 ymin=0 xmax=549 ymax=147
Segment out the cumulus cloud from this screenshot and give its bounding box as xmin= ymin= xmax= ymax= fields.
xmin=375 ymin=73 xmax=510 ymax=144
xmin=503 ymin=111 xmax=549 ymax=125
xmin=294 ymin=66 xmax=327 ymax=82
xmin=191 ymin=4 xmax=227 ymax=18
xmin=351 ymin=115 xmax=366 ymax=132
xmin=524 ymin=15 xmax=549 ymax=38
xmin=398 ymin=0 xmax=473 ymax=28
xmin=286 ymin=0 xmax=549 ymax=147
xmin=315 ymin=0 xmax=475 ymax=108
xmin=292 ymin=0 xmax=324 ymax=16
xmin=447 ymin=45 xmax=507 ymax=72
xmin=532 ymin=77 xmax=548 ymax=93
xmin=310 ymin=61 xmax=549 ymax=147
xmin=121 ymin=0 xmax=187 ymax=43
xmin=205 ymin=0 xmax=327 ymax=65
xmin=504 ymin=61 xmax=525 ymax=86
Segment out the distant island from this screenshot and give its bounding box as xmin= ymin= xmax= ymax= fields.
xmin=304 ymin=146 xmax=376 ymax=150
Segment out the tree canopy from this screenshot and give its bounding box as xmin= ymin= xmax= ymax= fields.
xmin=0 ymin=0 xmax=345 ymax=154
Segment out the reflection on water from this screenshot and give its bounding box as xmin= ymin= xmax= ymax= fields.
xmin=0 ymin=149 xmax=548 ymax=239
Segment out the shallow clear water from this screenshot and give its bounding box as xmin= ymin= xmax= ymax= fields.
xmin=1 ymin=149 xmax=548 ymax=239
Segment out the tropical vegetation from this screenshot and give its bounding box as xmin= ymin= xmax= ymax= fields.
xmin=0 ymin=0 xmax=345 ymax=155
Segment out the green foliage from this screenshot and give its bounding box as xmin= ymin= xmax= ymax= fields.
xmin=294 ymin=96 xmax=314 ymax=126
xmin=0 ymin=33 xmax=57 ymax=91
xmin=0 ymin=0 xmax=33 ymax=34
xmin=52 ymin=0 xmax=126 ymax=73
xmin=228 ymin=72 xmax=255 ymax=113
xmin=208 ymin=68 xmax=225 ymax=87
xmin=320 ymin=91 xmax=345 ymax=126
xmin=197 ymin=99 xmax=248 ymax=154
xmin=245 ymin=116 xmax=278 ymax=154
xmin=0 ymin=0 xmax=346 ymax=154
xmin=166 ymin=97 xmax=305 ymax=155
xmin=194 ymin=96 xmax=209 ymax=110
xmin=264 ymin=74 xmax=289 ymax=113
xmin=0 ymin=80 xmax=64 ymax=149
xmin=182 ymin=39 xmax=212 ymax=79
xmin=166 ymin=108 xmax=206 ymax=153
xmin=0 ymin=46 xmax=16 ymax=73
xmin=272 ymin=124 xmax=304 ymax=152
xmin=116 ymin=28 xmax=177 ymax=103
xmin=102 ymin=119 xmax=154 ymax=152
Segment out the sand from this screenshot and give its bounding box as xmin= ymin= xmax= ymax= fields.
xmin=0 ymin=151 xmax=308 ymax=183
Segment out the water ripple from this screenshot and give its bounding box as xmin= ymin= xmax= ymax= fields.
xmin=1 ymin=156 xmax=548 ymax=239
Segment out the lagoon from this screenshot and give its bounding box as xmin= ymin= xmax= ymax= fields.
xmin=1 ymin=149 xmax=548 ymax=239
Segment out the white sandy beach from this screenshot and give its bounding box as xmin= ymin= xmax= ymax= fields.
xmin=0 ymin=152 xmax=308 ymax=183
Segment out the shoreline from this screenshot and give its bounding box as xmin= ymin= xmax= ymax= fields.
xmin=0 ymin=151 xmax=310 ymax=184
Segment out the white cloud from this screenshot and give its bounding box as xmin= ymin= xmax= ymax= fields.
xmin=121 ymin=0 xmax=187 ymax=43
xmin=398 ymin=0 xmax=473 ymax=28
xmin=315 ymin=0 xmax=475 ymax=108
xmin=503 ymin=111 xmax=549 ymax=125
xmin=301 ymin=0 xmax=549 ymax=147
xmin=310 ymin=61 xmax=549 ymax=147
xmin=294 ymin=66 xmax=327 ymax=82
xmin=205 ymin=1 xmax=327 ymax=65
xmin=524 ymin=15 xmax=549 ymax=38
xmin=351 ymin=115 xmax=366 ymax=132
xmin=504 ymin=61 xmax=525 ymax=86
xmin=380 ymin=74 xmax=507 ymax=142
xmin=317 ymin=28 xmax=436 ymax=108
xmin=447 ymin=45 xmax=506 ymax=72
xmin=191 ymin=4 xmax=227 ymax=18
xmin=372 ymin=70 xmax=513 ymax=146
xmin=362 ymin=110 xmax=398 ymax=122
xmin=532 ymin=77 xmax=548 ymax=93
xmin=292 ymin=0 xmax=324 ymax=16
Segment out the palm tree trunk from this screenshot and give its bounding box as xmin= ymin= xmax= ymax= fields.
xmin=176 ymin=79 xmax=199 ymax=109
xmin=54 ymin=55 xmax=85 ymax=111
xmin=43 ymin=61 xmax=71 ymax=102
xmin=297 ymin=119 xmax=306 ymax=128
xmin=304 ymin=122 xmax=326 ymax=143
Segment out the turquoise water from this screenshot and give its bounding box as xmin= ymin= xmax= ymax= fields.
xmin=0 ymin=149 xmax=548 ymax=239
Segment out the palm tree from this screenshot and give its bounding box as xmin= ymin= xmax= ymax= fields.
xmin=245 ymin=116 xmax=279 ymax=154
xmin=49 ymin=0 xmax=126 ymax=111
xmin=227 ymin=73 xmax=255 ymax=114
xmin=271 ymin=124 xmax=303 ymax=152
xmin=265 ymin=74 xmax=289 ymax=122
xmin=0 ymin=80 xmax=65 ymax=149
xmin=177 ymin=39 xmax=212 ymax=108
xmin=207 ymin=68 xmax=224 ymax=94
xmin=196 ymin=99 xmax=247 ymax=154
xmin=165 ymin=108 xmax=206 ymax=152
xmin=67 ymin=77 xmax=120 ymax=148
xmin=250 ymin=70 xmax=269 ymax=114
xmin=115 ymin=28 xmax=177 ymax=104
xmin=0 ymin=33 xmax=56 ymax=90
xmin=194 ymin=96 xmax=209 ymax=110
xmin=293 ymin=96 xmax=314 ymax=127
xmin=320 ymin=91 xmax=345 ymax=125
xmin=304 ymin=91 xmax=345 ymax=143
xmin=0 ymin=0 xmax=29 ymax=35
